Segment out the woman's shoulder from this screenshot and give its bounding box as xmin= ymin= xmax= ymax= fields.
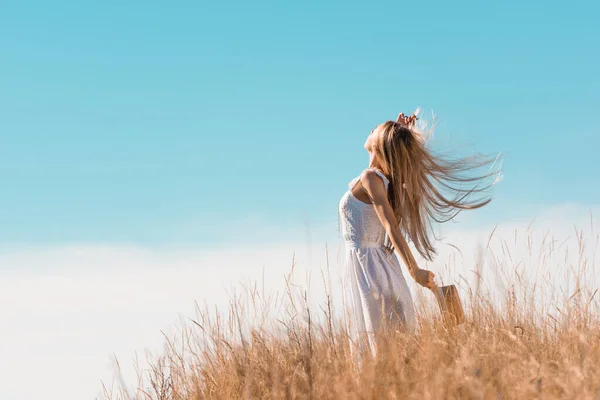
xmin=360 ymin=168 xmax=389 ymax=188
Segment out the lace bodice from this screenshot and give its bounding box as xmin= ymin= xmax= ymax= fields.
xmin=338 ymin=169 xmax=390 ymax=249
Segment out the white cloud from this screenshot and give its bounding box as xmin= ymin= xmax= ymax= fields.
xmin=0 ymin=243 xmax=323 ymax=400
xmin=0 ymin=204 xmax=598 ymax=399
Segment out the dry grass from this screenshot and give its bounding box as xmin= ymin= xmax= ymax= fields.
xmin=102 ymin=227 xmax=600 ymax=400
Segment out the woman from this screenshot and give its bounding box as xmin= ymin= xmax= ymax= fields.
xmin=339 ymin=110 xmax=497 ymax=356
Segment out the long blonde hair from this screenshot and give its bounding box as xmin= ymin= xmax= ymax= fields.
xmin=374 ymin=118 xmax=500 ymax=261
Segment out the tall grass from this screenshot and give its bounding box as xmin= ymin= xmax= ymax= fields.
xmin=102 ymin=225 xmax=600 ymax=399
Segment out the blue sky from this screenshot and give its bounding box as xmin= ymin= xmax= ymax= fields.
xmin=1 ymin=0 xmax=599 ymax=247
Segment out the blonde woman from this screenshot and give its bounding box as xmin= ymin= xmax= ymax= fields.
xmin=339 ymin=111 xmax=496 ymax=356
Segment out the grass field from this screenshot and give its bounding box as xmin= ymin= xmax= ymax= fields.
xmin=102 ymin=225 xmax=600 ymax=399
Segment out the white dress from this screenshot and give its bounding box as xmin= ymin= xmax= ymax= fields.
xmin=338 ymin=168 xmax=417 ymax=356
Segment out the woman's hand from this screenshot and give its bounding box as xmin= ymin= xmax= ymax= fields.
xmin=413 ymin=268 xmax=436 ymax=289
xmin=396 ymin=112 xmax=418 ymax=128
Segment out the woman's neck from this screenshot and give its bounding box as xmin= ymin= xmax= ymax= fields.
xmin=368 ymin=154 xmax=383 ymax=171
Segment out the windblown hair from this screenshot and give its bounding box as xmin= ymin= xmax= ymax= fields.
xmin=374 ymin=119 xmax=500 ymax=261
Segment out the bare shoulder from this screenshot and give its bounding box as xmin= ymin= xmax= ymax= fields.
xmin=360 ymin=169 xmax=385 ymax=186
xmin=359 ymin=169 xmax=386 ymax=194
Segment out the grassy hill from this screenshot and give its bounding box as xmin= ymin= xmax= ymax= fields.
xmin=102 ymin=227 xmax=600 ymax=399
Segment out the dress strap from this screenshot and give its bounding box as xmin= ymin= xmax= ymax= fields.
xmin=368 ymin=168 xmax=390 ymax=189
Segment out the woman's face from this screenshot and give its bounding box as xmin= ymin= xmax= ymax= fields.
xmin=364 ymin=123 xmax=383 ymax=153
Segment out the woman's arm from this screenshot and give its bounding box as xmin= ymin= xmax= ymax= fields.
xmin=360 ymin=169 xmax=436 ymax=289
